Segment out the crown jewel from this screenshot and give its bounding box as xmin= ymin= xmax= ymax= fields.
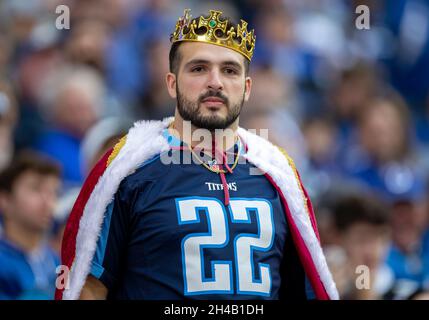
xmin=170 ymin=9 xmax=256 ymax=61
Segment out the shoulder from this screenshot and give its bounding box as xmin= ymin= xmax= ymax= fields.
xmin=118 ymin=152 xmax=169 ymax=194
xmin=0 ymin=239 xmax=23 ymax=260
xmin=108 ymin=118 xmax=175 ymax=187
xmin=0 ymin=239 xmax=31 ymax=279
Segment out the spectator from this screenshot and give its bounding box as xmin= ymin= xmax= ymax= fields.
xmin=341 ymin=91 xmax=427 ymax=200
xmin=64 ymin=19 xmax=110 ymax=75
xmin=34 ymin=65 xmax=106 ymax=187
xmin=327 ymin=62 xmax=381 ymax=146
xmin=384 ymin=194 xmax=429 ymax=297
xmin=330 ymin=193 xmax=393 ymax=299
xmin=0 ymin=151 xmax=61 ymax=299
xmin=301 ymin=117 xmax=341 ymax=197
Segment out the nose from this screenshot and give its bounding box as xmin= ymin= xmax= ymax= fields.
xmin=41 ymin=190 xmax=57 ymax=213
xmin=207 ymin=69 xmax=223 ymax=91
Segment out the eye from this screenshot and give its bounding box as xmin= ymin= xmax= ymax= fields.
xmin=191 ymin=66 xmax=205 ymax=73
xmin=224 ymin=67 xmax=238 ymax=75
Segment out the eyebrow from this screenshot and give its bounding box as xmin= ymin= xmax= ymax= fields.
xmin=184 ymin=59 xmax=243 ymax=71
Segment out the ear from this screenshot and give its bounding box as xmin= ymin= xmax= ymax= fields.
xmin=166 ymin=72 xmax=177 ymax=99
xmin=244 ymin=76 xmax=252 ymax=102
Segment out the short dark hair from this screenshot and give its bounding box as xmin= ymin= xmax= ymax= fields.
xmin=168 ymin=41 xmax=183 ymax=75
xmin=0 ymin=151 xmax=61 ymax=193
xmin=333 ymin=194 xmax=390 ymax=232
xmin=169 ymin=15 xmax=250 ymax=75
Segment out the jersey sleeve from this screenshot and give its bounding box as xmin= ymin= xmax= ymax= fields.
xmin=89 ymin=181 xmax=134 ymax=291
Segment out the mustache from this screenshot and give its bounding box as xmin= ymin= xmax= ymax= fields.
xmin=198 ymin=90 xmax=229 ymax=105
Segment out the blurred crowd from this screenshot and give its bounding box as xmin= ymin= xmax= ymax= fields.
xmin=0 ymin=0 xmax=429 ymax=300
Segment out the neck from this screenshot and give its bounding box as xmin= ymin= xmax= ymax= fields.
xmin=4 ymin=220 xmax=44 ymax=253
xmin=170 ymin=111 xmax=239 ymax=153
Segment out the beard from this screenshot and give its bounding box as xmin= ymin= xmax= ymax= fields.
xmin=176 ymin=86 xmax=244 ymax=130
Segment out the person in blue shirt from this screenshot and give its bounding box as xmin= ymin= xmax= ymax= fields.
xmin=66 ymin=9 xmax=337 ymax=300
xmin=384 ymin=198 xmax=429 ymax=297
xmin=0 ymin=151 xmax=61 ymax=299
xmin=85 ymin=129 xmax=317 ymax=299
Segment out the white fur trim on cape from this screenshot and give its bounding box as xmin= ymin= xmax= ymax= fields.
xmin=63 ymin=117 xmax=172 ymax=300
xmin=237 ymin=128 xmax=339 ymax=300
xmin=63 ymin=118 xmax=338 ymax=300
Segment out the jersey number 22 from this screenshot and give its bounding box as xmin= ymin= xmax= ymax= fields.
xmin=176 ymin=197 xmax=274 ymax=296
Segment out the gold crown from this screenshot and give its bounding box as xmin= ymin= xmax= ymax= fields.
xmin=170 ymin=9 xmax=256 ymax=61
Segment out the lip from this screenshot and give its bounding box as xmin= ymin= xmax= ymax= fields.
xmin=202 ymin=97 xmax=225 ymax=104
xmin=201 ymin=97 xmax=226 ymax=109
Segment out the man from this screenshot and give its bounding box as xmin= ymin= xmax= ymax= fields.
xmin=384 ymin=195 xmax=429 ymax=299
xmin=331 ymin=194 xmax=392 ymax=299
xmin=56 ymin=9 xmax=337 ymax=300
xmin=0 ymin=151 xmax=61 ymax=299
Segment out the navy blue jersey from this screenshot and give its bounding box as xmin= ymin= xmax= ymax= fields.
xmin=90 ymin=130 xmax=314 ymax=299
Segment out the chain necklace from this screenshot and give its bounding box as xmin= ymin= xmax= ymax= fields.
xmin=168 ymin=122 xmax=242 ymax=174
xmin=188 ymin=142 xmax=241 ymax=174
